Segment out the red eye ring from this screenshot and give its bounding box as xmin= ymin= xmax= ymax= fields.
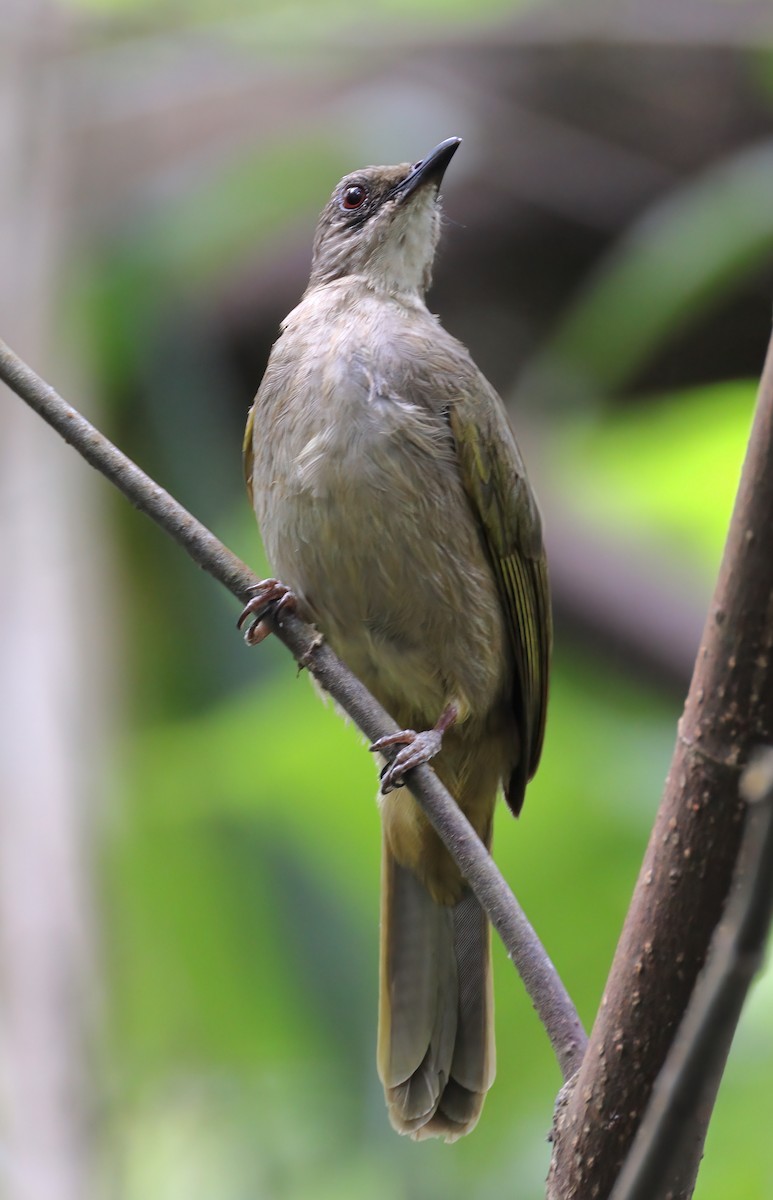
xmin=341 ymin=184 xmax=368 ymax=210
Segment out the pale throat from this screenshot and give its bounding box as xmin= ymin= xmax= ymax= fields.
xmin=367 ymin=201 xmax=439 ymax=298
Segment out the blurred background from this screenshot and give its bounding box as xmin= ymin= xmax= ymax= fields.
xmin=1 ymin=0 xmax=772 ymax=1196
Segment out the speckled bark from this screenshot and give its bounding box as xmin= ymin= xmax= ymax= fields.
xmin=547 ymin=330 xmax=773 ymax=1200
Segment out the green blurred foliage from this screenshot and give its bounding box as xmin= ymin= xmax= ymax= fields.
xmin=62 ymin=3 xmax=773 ymax=1196
xmin=552 ymin=379 xmax=756 ymax=568
xmin=80 ymin=137 xmax=337 ymax=404
xmin=74 ymin=0 xmax=532 ymax=27
xmin=522 ymin=144 xmax=773 ymax=405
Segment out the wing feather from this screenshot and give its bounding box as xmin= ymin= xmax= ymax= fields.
xmin=447 ymin=382 xmax=551 ymax=815
xmin=243 ymin=403 xmax=256 ymax=508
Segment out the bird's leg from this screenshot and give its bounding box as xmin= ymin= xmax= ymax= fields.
xmin=371 ymin=703 xmax=458 ymax=795
xmin=237 ymin=578 xmax=297 ymax=646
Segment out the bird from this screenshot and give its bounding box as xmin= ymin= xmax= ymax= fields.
xmin=240 ymin=137 xmax=551 ymax=1141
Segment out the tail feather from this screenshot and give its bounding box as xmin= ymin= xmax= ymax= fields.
xmin=451 ymin=890 xmax=494 ymax=1089
xmin=378 ymin=840 xmax=495 ymax=1141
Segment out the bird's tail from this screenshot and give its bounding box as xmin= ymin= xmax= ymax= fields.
xmin=377 ymin=838 xmax=495 ymax=1141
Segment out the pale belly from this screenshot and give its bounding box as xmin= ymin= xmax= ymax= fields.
xmin=256 ymin=407 xmax=511 ymax=730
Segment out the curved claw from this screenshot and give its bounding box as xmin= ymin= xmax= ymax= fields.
xmin=237 ymin=578 xmax=297 ymax=645
xmin=243 ymin=618 xmax=272 ymax=647
xmin=376 ymin=729 xmax=444 ymax=794
xmin=371 ymin=703 xmax=459 ymax=794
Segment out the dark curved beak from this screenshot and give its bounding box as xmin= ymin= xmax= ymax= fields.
xmin=393 ymin=137 xmax=462 ymax=202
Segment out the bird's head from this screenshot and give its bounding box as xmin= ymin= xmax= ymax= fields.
xmin=307 ymin=137 xmax=461 ymax=299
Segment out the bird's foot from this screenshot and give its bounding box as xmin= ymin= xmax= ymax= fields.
xmin=237 ymin=578 xmax=297 ymax=646
xmin=370 ymin=704 xmax=458 ymax=794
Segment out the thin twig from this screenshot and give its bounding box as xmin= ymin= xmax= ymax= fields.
xmin=609 ymin=747 xmax=773 ymax=1200
xmin=0 ymin=335 xmax=588 ymax=1082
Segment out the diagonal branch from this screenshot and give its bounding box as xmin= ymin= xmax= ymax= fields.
xmin=547 ymin=324 xmax=773 ymax=1199
xmin=0 ymin=336 xmax=587 ymax=1083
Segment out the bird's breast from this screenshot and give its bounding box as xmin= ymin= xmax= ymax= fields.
xmin=251 ymin=304 xmax=510 ymax=723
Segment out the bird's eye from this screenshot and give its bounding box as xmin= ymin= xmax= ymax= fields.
xmin=341 ymin=184 xmax=368 ymax=210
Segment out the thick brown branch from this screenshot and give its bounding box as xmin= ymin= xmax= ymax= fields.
xmin=0 ymin=336 xmax=587 ymax=1083
xmin=610 ymin=748 xmax=773 ymax=1200
xmin=548 ymin=327 xmax=773 ymax=1199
